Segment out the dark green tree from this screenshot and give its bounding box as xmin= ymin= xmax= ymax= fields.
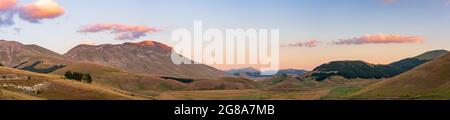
xmin=72 ymin=72 xmax=83 ymax=81
xmin=64 ymin=71 xmax=73 ymax=79
xmin=86 ymin=74 xmax=92 ymax=83
xmin=82 ymin=73 xmax=93 ymax=83
xmin=64 ymin=71 xmax=92 ymax=83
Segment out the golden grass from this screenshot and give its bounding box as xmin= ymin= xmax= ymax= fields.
xmin=156 ymin=88 xmax=331 ymax=100
xmin=352 ymin=54 xmax=450 ymax=99
xmin=1 ymin=66 xmax=149 ymax=100
xmin=0 ymin=89 xmax=45 ymax=100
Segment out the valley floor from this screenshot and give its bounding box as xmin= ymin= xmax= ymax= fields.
xmin=0 ymin=79 xmax=378 ymax=100
xmin=156 ymin=89 xmax=331 ymax=100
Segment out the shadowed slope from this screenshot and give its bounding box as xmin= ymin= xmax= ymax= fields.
xmin=0 ymin=40 xmax=70 ymax=73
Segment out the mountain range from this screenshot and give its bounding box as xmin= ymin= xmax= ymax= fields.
xmin=64 ymin=40 xmax=228 ymax=79
xmin=2 ymin=39 xmax=450 ymax=100
xmin=0 ymin=40 xmax=227 ymax=79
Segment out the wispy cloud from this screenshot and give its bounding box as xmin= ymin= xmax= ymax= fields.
xmin=0 ymin=0 xmax=17 ymax=27
xmin=332 ymin=33 xmax=424 ymax=45
xmin=0 ymin=0 xmax=64 ymax=27
xmin=78 ymin=23 xmax=160 ymax=40
xmin=0 ymin=10 xmax=15 ymax=27
xmin=283 ymin=40 xmax=321 ymax=48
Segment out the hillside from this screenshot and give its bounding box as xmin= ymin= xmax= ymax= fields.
xmin=413 ymin=50 xmax=449 ymax=60
xmin=0 ymin=40 xmax=70 ymax=73
xmin=352 ymin=53 xmax=450 ymax=99
xmin=50 ymin=62 xmax=188 ymax=94
xmin=312 ymin=61 xmax=404 ymax=80
xmin=311 ymin=50 xmax=448 ymax=80
xmin=0 ymin=66 xmax=148 ymax=100
xmin=64 ymin=40 xmax=228 ymax=79
xmin=51 ymin=62 xmax=257 ymax=97
xmin=389 ymin=50 xmax=448 ymax=70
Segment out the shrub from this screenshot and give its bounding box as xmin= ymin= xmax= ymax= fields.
xmin=83 ymin=73 xmax=92 ymax=83
xmin=64 ymin=71 xmax=93 ymax=84
xmin=64 ymin=71 xmax=73 ymax=79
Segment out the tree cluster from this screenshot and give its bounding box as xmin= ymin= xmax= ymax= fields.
xmin=64 ymin=71 xmax=93 ymax=83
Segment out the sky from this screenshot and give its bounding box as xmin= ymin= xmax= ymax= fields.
xmin=1 ymin=0 xmax=450 ymax=70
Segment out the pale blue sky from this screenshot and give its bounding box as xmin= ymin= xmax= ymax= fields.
xmin=1 ymin=0 xmax=449 ymax=70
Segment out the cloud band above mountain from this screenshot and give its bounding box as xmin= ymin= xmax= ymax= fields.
xmin=78 ymin=23 xmax=160 ymax=40
xmin=333 ymin=33 xmax=424 ymax=45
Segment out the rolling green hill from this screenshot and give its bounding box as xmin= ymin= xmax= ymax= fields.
xmin=311 ymin=50 xmax=448 ymax=80
xmin=312 ymin=61 xmax=404 ymax=80
xmin=352 ymin=53 xmax=450 ymax=99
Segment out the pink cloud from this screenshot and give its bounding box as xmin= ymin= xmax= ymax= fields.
xmin=285 ymin=40 xmax=321 ymax=48
xmin=17 ymin=0 xmax=65 ymax=23
xmin=1 ymin=0 xmax=64 ymax=26
xmin=333 ymin=33 xmax=424 ymax=45
xmin=78 ymin=23 xmax=160 ymax=40
xmin=0 ymin=0 xmax=16 ymax=11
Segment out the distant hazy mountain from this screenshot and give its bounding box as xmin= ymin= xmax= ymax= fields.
xmin=276 ymin=69 xmax=308 ymax=75
xmin=225 ymin=67 xmax=308 ymax=78
xmin=0 ymin=40 xmax=70 ymax=73
xmin=312 ymin=50 xmax=449 ymax=80
xmin=225 ymin=67 xmax=264 ymax=78
xmin=225 ymin=67 xmax=259 ymax=74
xmin=354 ymin=53 xmax=450 ymax=99
xmin=64 ymin=40 xmax=228 ymax=79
